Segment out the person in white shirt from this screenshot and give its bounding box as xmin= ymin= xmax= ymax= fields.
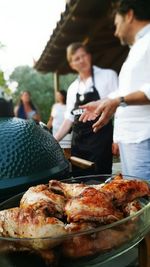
xmin=79 ymin=0 xmax=150 ymax=181
xmin=54 ymin=42 xmax=118 ymax=176
xmin=47 ymin=90 xmax=72 ymax=150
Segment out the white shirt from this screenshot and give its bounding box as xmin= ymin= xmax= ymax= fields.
xmin=65 ymin=66 xmax=118 ymax=121
xmin=109 ymin=24 xmax=150 ymax=143
xmin=27 ymin=110 xmax=37 ymax=119
xmin=51 ymin=103 xmax=72 ymax=148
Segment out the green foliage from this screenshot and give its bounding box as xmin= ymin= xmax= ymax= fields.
xmin=0 ymin=71 xmax=5 ymax=87
xmin=10 ymin=65 xmax=77 ymax=122
xmin=59 ymin=73 xmax=77 ymax=91
xmin=0 ymin=70 xmax=12 ymax=99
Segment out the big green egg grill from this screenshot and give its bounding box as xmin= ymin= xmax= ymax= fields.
xmin=0 ymin=118 xmax=69 ymax=201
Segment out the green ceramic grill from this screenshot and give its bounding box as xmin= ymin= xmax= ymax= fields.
xmin=0 ymin=118 xmax=69 ymax=201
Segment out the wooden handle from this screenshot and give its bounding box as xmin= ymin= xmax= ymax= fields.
xmin=70 ymin=156 xmax=95 ymax=169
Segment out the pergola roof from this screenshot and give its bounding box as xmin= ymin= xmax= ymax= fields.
xmin=35 ymin=0 xmax=129 ymax=75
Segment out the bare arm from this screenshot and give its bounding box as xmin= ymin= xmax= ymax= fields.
xmin=54 ymin=119 xmax=73 ymax=142
xmin=47 ymin=116 xmax=53 ymax=130
xmin=32 ymin=113 xmax=41 ymax=122
xmin=121 ymin=91 xmax=150 ymax=105
xmin=14 ymin=105 xmax=19 ymax=117
xmin=79 ymin=91 xmax=150 ymax=132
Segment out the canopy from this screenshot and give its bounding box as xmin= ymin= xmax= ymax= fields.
xmin=35 ymin=0 xmax=129 ymax=75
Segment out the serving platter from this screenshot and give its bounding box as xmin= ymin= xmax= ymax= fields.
xmin=0 ymin=174 xmax=149 ymax=267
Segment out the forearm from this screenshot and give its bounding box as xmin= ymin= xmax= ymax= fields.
xmin=47 ymin=117 xmax=53 ymax=129
xmin=121 ymin=91 xmax=150 ymax=105
xmin=106 ymin=91 xmax=150 ymax=113
xmin=14 ymin=106 xmax=19 ymax=117
xmin=54 ymin=119 xmax=73 ymax=142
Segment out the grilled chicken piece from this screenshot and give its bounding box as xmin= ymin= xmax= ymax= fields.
xmin=63 ymin=222 xmax=135 ymax=258
xmin=65 ymin=222 xmax=97 ymax=233
xmin=0 ymin=206 xmax=65 ymax=264
xmin=0 ymin=206 xmax=66 ymax=249
xmin=122 ymin=200 xmax=142 ymax=216
xmin=0 ymin=207 xmax=20 ymax=238
xmin=65 ymin=187 xmax=123 ymax=223
xmin=49 ymin=179 xmax=104 ymax=198
xmin=63 ymin=200 xmax=138 ymax=259
xmin=20 ymin=184 xmax=66 ymax=218
xmin=63 ymin=222 xmax=97 ymax=258
xmin=101 ymin=174 xmax=150 ymax=206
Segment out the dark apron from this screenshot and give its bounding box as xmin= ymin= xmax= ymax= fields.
xmin=71 ymin=68 xmax=113 ymax=176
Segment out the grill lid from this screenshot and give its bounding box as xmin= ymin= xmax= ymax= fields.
xmin=0 ymin=118 xmax=69 ymax=200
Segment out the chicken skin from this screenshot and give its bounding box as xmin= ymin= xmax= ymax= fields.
xmin=0 ymin=206 xmax=66 ymax=264
xmin=0 ymin=206 xmax=66 ymax=251
xmin=20 ymin=184 xmax=66 ymax=218
xmin=65 ymin=187 xmax=123 ymax=223
xmin=101 ymin=174 xmax=150 ymax=206
xmin=0 ymin=206 xmax=66 ymax=239
xmin=49 ymin=179 xmax=104 ymax=198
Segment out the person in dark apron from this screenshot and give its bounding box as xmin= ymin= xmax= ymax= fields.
xmin=54 ymin=42 xmax=118 ymax=177
xmin=71 ymin=68 xmax=113 ymax=176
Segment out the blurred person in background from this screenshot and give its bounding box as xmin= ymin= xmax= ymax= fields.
xmin=0 ymin=99 xmax=14 ymax=117
xmin=79 ymin=0 xmax=150 ymax=181
xmin=54 ymin=42 xmax=118 ymax=176
xmin=0 ymin=89 xmax=14 ymax=117
xmin=47 ymin=90 xmax=72 ymax=157
xmin=14 ymin=91 xmax=41 ymax=122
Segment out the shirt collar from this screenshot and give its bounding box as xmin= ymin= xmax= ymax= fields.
xmin=135 ymin=23 xmax=150 ymax=41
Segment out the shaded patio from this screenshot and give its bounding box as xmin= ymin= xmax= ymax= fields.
xmin=35 ymin=0 xmax=129 ymax=91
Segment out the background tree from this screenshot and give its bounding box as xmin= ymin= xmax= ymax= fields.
xmin=0 ymin=70 xmax=12 ymax=98
xmin=0 ymin=71 xmax=5 ymax=87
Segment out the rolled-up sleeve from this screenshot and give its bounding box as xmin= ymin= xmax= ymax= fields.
xmin=140 ymin=83 xmax=150 ymax=100
xmin=64 ymin=81 xmax=78 ymax=122
xmin=108 ymin=90 xmax=121 ymax=99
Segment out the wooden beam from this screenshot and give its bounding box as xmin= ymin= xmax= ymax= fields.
xmin=54 ymin=72 xmax=59 ymax=101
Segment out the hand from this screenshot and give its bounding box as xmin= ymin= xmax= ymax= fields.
xmin=112 ymin=143 xmax=120 ymax=157
xmin=79 ymin=98 xmax=120 ymax=132
xmin=92 ymin=98 xmax=120 ymax=132
xmin=79 ymin=100 xmax=101 ymax=122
